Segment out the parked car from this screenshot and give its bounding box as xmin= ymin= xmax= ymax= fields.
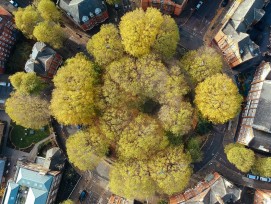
xmin=221 ymin=0 xmax=229 ymax=7
xmin=259 ymin=176 xmax=271 ymax=182
xmin=247 ymin=174 xmax=259 ymax=180
xmin=9 ymin=0 xmax=18 ymax=7
xmin=79 ymin=190 xmax=87 ymax=202
xmin=196 ymin=1 xmax=203 ymax=10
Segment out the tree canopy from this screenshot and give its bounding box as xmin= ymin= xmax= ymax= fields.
xmin=224 ymin=143 xmax=255 ymax=173
xmin=148 ymin=146 xmax=192 ymax=195
xmin=117 ymin=114 xmax=168 ymax=160
xmin=9 ymin=72 xmax=44 ymax=95
xmin=119 ymin=8 xmax=179 ymax=58
xmin=61 ymin=200 xmax=74 ymax=204
xmin=37 ymin=0 xmax=62 ymax=22
xmin=195 ymin=74 xmax=242 ymax=124
xmin=6 ymin=93 xmax=50 ymax=129
xmin=252 ymin=157 xmax=271 ymax=177
xmin=50 ymin=53 xmax=99 ymax=125
xmin=180 ymin=46 xmax=223 ymax=83
xmin=66 ymin=128 xmax=109 ymax=171
xmin=33 ymin=21 xmax=65 ymax=49
xmin=14 ymin=6 xmax=42 ymax=38
xmin=109 ymin=160 xmax=157 ymax=199
xmin=87 ymin=24 xmax=124 ymax=66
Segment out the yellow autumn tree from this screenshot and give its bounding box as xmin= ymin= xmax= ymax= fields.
xmin=117 ymin=114 xmax=168 ymax=160
xmin=110 ymin=159 xmax=157 ymax=199
xmin=14 ymin=6 xmax=42 ymax=39
xmin=50 ymin=53 xmax=99 ymax=125
xmin=87 ymin=24 xmax=124 ymax=66
xmin=149 ymin=146 xmax=192 ymax=195
xmin=119 ymin=8 xmax=163 ymax=57
xmin=153 ymin=15 xmax=180 ymax=59
xmin=6 ymin=93 xmax=50 ymax=129
xmin=33 ymin=21 xmax=65 ymax=49
xmin=9 ymin=72 xmax=44 ymax=95
xmin=37 ymin=0 xmax=62 ymax=22
xmin=66 ymin=128 xmax=109 ymax=171
xmin=224 ymin=143 xmax=255 ymax=173
xmin=180 ymin=46 xmax=223 ymax=83
xmin=195 ymin=74 xmax=242 ymax=124
xmin=158 ymin=102 xmax=193 ymax=135
xmin=252 ymin=157 xmax=271 ymax=177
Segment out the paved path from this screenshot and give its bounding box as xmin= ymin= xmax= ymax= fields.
xmin=27 ymin=133 xmax=55 ymax=162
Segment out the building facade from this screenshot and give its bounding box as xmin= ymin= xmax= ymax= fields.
xmin=0 ymin=7 xmax=17 ymax=74
xmin=237 ymin=61 xmax=271 ymax=152
xmin=141 ymin=0 xmax=187 ymax=15
xmin=58 ymin=0 xmax=108 ymax=31
xmin=214 ymin=0 xmax=267 ymax=68
xmin=1 ymin=148 xmax=65 ymax=204
xmin=25 ymin=42 xmax=63 ymax=79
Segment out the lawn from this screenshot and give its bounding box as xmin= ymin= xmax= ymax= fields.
xmin=10 ymin=122 xmax=50 ymax=149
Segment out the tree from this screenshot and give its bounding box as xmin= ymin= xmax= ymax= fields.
xmin=195 ymin=74 xmax=242 ymax=124
xmin=148 ymin=146 xmax=192 ymax=195
xmin=109 ymin=160 xmax=157 ymax=199
xmin=106 ymin=0 xmax=120 ymax=5
xmin=153 ymin=15 xmax=180 ymax=59
xmin=9 ymin=72 xmax=44 ymax=95
xmin=66 ymin=128 xmax=109 ymax=171
xmin=119 ymin=8 xmax=163 ymax=57
xmin=252 ymin=157 xmax=271 ymax=177
xmin=33 ymin=21 xmax=65 ymax=49
xmin=187 ymin=137 xmax=203 ymax=162
xmin=87 ymin=24 xmax=124 ymax=66
xmin=50 ymin=53 xmax=99 ymax=125
xmin=61 ymin=200 xmax=74 ymax=204
xmin=5 ymin=93 xmax=50 ymax=129
xmin=180 ymin=46 xmax=223 ymax=84
xmin=117 ymin=114 xmax=168 ymax=160
xmin=158 ymin=102 xmax=193 ymax=135
xmin=37 ymin=0 xmax=62 ymax=22
xmin=14 ymin=6 xmax=42 ymax=38
xmin=224 ymin=143 xmax=255 ymax=173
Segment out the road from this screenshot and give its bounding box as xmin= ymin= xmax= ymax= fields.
xmin=175 ymin=0 xmax=225 ymax=49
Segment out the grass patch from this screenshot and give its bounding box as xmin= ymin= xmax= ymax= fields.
xmin=10 ymin=122 xmax=49 ymax=149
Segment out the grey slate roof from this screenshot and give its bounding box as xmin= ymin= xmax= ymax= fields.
xmin=43 ymin=147 xmax=66 ymax=171
xmin=253 ymin=81 xmax=271 ymax=130
xmin=230 ymin=0 xmax=265 ymax=32
xmin=25 ymin=42 xmax=56 ymax=76
xmin=222 ymin=23 xmax=260 ymax=61
xmin=59 ymin=0 xmax=107 ymax=24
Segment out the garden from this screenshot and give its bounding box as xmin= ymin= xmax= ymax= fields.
xmin=9 ymin=122 xmax=49 ymax=150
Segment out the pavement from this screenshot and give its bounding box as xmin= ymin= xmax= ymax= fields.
xmin=175 ymin=0 xmax=225 ymax=49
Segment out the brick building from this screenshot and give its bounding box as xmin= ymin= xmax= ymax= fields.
xmin=213 ymin=0 xmax=267 ymax=68
xmin=237 ymin=61 xmax=271 ymax=152
xmin=254 ymin=190 xmax=271 ymax=204
xmin=59 ymin=0 xmax=108 ymax=31
xmin=141 ymin=0 xmax=186 ymax=15
xmin=169 ymin=172 xmax=242 ymax=204
xmin=25 ymin=42 xmax=63 ymax=79
xmin=0 ymin=7 xmax=17 ymax=74
xmin=1 ymin=147 xmax=65 ymax=204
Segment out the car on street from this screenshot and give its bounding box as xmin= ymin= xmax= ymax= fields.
xmin=196 ymin=1 xmax=203 ymax=10
xmin=247 ymin=174 xmax=259 ymax=180
xmin=79 ymin=190 xmax=87 ymax=202
xmin=221 ymin=0 xmax=229 ymax=7
xmin=9 ymin=0 xmax=18 ymax=7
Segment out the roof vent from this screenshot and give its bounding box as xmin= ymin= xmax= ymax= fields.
xmin=82 ymin=16 xmax=89 ymax=23
xmin=89 ymin=12 xmax=94 ymax=17
xmin=95 ymin=8 xmax=102 ymax=15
